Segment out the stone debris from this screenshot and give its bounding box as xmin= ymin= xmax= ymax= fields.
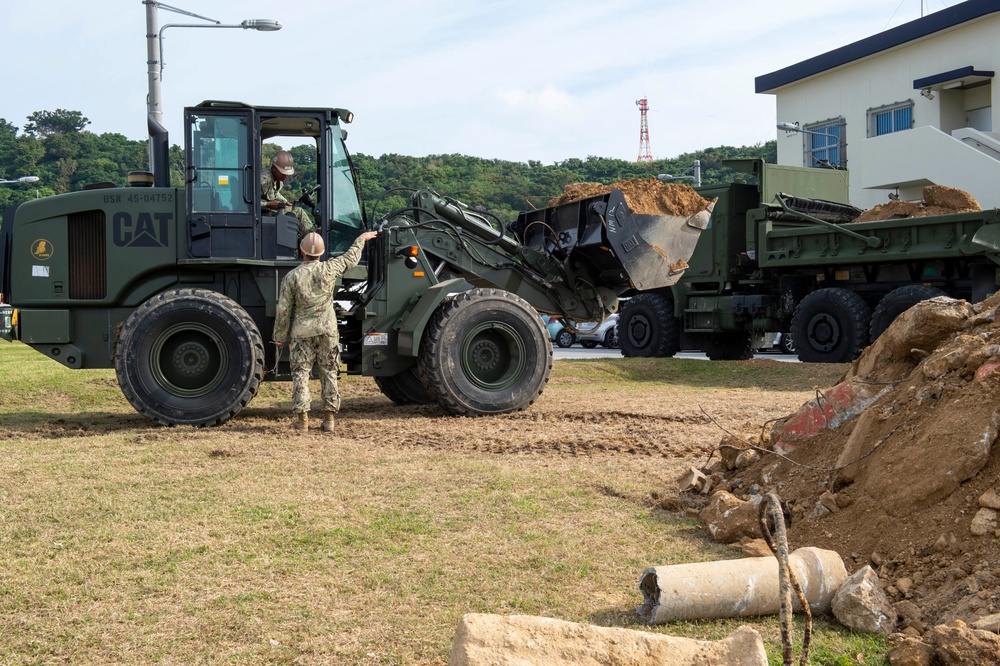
xmin=676 ymin=466 xmax=710 ymax=494
xmin=970 ymin=508 xmax=998 ymax=536
xmin=831 ymin=566 xmax=898 ymax=635
xmin=971 ymin=613 xmax=1000 ymax=633
xmin=447 ymin=613 xmax=768 ymax=666
xmin=699 ymin=491 xmax=763 ymax=544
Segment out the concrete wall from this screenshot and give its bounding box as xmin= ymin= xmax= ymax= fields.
xmin=772 ymin=14 xmax=1000 ymax=209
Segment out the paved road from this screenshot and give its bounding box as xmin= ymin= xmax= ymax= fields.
xmin=553 ymin=346 xmax=799 ymax=362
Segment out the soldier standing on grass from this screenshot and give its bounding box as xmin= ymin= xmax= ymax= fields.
xmin=273 ymin=229 xmax=379 ymax=432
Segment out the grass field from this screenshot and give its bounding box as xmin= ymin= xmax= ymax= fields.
xmin=0 ymin=342 xmax=888 ymax=664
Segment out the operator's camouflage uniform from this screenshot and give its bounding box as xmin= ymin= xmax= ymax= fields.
xmin=272 ymin=234 xmax=367 ymax=414
xmin=261 ymin=171 xmax=315 ymax=237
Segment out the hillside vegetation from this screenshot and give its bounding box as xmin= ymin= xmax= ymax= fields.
xmin=0 ymin=108 xmax=774 ymax=222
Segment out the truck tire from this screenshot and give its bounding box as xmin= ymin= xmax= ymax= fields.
xmin=555 ymin=329 xmax=575 ymax=348
xmin=374 ymin=367 xmax=434 ymax=405
xmin=791 ymin=288 xmax=871 ymax=363
xmin=418 ymin=288 xmax=552 ymax=415
xmin=703 ymin=331 xmax=755 ymax=360
xmin=870 ymin=285 xmax=945 ymax=341
xmin=114 ymin=288 xmax=264 ymax=427
xmin=618 ymin=293 xmax=679 ymax=358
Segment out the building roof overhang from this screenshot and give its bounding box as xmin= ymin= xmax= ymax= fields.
xmin=756 ymin=0 xmax=1000 ymax=94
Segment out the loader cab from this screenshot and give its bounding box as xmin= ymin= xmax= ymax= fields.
xmin=183 ymin=101 xmax=364 ymax=262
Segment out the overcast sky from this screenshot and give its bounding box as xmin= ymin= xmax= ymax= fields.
xmin=5 ymin=0 xmax=954 ymax=163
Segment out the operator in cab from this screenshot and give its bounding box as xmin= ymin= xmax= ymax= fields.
xmin=261 ymin=150 xmax=314 ymax=237
xmin=272 ymin=229 xmax=379 ymax=433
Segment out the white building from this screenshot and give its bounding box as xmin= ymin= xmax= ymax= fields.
xmin=757 ymin=0 xmax=1000 ymax=209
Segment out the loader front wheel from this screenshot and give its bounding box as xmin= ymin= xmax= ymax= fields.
xmin=618 ymin=292 xmax=679 ymax=357
xmin=114 ymin=289 xmax=264 ymax=427
xmin=374 ymin=367 xmax=434 ymax=405
xmin=418 ymin=289 xmax=552 ymax=415
xmin=791 ymin=288 xmax=871 ymax=363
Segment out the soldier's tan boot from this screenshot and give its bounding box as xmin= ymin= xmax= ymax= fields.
xmin=321 ymin=411 xmax=335 ymax=433
xmin=293 ymin=412 xmax=309 ymax=432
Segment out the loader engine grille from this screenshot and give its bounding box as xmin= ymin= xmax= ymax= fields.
xmin=68 ymin=210 xmax=107 ymax=299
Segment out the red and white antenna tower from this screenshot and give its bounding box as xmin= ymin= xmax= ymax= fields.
xmin=636 ymin=97 xmax=652 ymax=162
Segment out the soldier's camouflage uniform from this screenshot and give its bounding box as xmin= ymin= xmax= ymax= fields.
xmin=272 ymin=234 xmax=367 ymax=414
xmin=261 ymin=170 xmax=314 ymax=237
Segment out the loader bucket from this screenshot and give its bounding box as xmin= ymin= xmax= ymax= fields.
xmin=514 ymin=189 xmax=713 ymax=292
xmin=604 ymin=191 xmax=715 ymax=290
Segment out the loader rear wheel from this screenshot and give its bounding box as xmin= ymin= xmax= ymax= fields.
xmin=114 ymin=288 xmax=264 ymax=427
xmin=618 ymin=292 xmax=678 ymax=358
xmin=791 ymin=288 xmax=871 ymax=363
xmin=374 ymin=367 xmax=434 ymax=405
xmin=870 ymin=285 xmax=944 ymax=341
xmin=703 ymin=331 xmax=755 ymax=360
xmin=418 ymin=288 xmax=552 ymax=415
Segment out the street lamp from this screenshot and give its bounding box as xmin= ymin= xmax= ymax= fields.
xmin=0 ymin=176 xmax=40 ymax=184
xmin=777 ymin=121 xmax=842 ymax=169
xmin=143 ymin=1 xmax=282 ymax=132
xmin=658 ymin=159 xmax=702 ymax=187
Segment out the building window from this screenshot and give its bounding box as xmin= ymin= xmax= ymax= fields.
xmin=868 ymin=100 xmax=914 ymax=137
xmin=804 ymin=118 xmax=846 ymax=168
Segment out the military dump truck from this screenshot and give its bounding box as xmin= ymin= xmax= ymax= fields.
xmin=618 ymin=158 xmax=1000 ymax=363
xmin=0 ymin=101 xmax=711 ymax=426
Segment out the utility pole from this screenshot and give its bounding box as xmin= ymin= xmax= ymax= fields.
xmin=636 ymin=97 xmax=652 ymax=162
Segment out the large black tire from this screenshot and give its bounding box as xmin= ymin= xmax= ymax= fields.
xmin=114 ymin=288 xmax=264 ymax=426
xmin=870 ymin=285 xmax=945 ymax=341
xmin=417 ymin=288 xmax=552 ymax=415
xmin=555 ymin=328 xmax=574 ymax=348
xmin=618 ymin=292 xmax=679 ymax=358
xmin=703 ymin=331 xmax=755 ymax=361
xmin=791 ymin=288 xmax=872 ymax=363
xmin=374 ymin=367 xmax=434 ymax=405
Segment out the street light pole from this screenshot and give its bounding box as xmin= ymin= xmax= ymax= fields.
xmin=0 ymin=176 xmax=40 ymax=185
xmin=777 ymin=122 xmax=841 ymax=169
xmin=142 ymin=1 xmax=281 ymax=165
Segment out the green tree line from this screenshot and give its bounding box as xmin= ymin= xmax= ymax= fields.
xmin=0 ymin=108 xmax=775 ymax=222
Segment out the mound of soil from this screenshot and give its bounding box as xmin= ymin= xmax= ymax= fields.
xmin=548 ymin=178 xmax=711 ymax=217
xmin=855 ymin=185 xmax=981 ymax=222
xmin=712 ymin=294 xmax=1000 ymax=630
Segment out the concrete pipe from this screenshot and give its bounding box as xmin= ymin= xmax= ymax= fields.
xmin=637 ymin=547 xmax=847 ymax=624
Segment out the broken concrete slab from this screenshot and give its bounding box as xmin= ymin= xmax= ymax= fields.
xmin=699 ymin=491 xmax=762 ymax=544
xmin=447 ymin=613 xmax=768 ymax=666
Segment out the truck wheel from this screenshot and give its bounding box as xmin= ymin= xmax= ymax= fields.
xmin=703 ymin=331 xmax=755 ymax=360
xmin=555 ymin=329 xmax=574 ymax=348
xmin=418 ymin=288 xmax=552 ymax=415
xmin=870 ymin=285 xmax=945 ymax=341
xmin=114 ymin=288 xmax=264 ymax=426
xmin=791 ymin=288 xmax=871 ymax=363
xmin=618 ymin=293 xmax=679 ymax=358
xmin=581 ymin=340 xmax=599 ymax=349
xmin=374 ymin=367 xmax=434 ymax=405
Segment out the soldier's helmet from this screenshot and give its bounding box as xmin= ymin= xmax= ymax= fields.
xmin=271 ymin=150 xmax=295 ymax=176
xmin=299 ymin=232 xmax=325 ymax=257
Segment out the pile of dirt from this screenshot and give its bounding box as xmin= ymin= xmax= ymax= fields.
xmin=547 ymin=178 xmax=711 ymax=217
xmin=855 ymin=185 xmax=981 ymax=222
xmin=705 ymin=293 xmax=1000 ymax=632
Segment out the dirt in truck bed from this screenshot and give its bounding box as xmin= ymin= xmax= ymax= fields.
xmin=547 ymin=177 xmax=712 ymax=217
xmin=854 ymin=184 xmax=981 ymax=222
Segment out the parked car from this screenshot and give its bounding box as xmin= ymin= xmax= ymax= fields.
xmin=575 ymin=314 xmax=619 ymax=349
xmin=540 ymin=315 xmax=574 ymax=348
xmin=775 ymin=332 xmax=795 ymax=354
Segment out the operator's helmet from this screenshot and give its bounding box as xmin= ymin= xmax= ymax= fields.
xmin=271 ymin=150 xmax=295 ymax=176
xmin=300 ymin=232 xmax=325 ymax=257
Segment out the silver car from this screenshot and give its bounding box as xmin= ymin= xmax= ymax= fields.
xmin=574 ymin=314 xmax=619 ymax=349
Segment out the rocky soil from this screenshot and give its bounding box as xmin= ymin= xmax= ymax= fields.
xmin=547 ymin=177 xmax=711 ymax=216
xmin=690 ymin=294 xmax=1000 ymax=661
